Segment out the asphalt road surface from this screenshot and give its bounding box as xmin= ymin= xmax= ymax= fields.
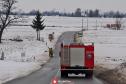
xmin=5 ymin=31 xmax=106 ymax=84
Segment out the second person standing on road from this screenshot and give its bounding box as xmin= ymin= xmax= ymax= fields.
xmin=46 ymin=33 xmax=55 ymax=57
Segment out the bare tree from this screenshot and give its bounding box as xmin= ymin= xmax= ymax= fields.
xmin=115 ymin=18 xmax=122 ymax=30
xmin=114 ymin=11 xmax=124 ymax=30
xmin=0 ymin=0 xmax=20 ymax=43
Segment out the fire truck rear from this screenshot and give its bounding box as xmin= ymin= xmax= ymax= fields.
xmin=59 ymin=43 xmax=94 ymax=78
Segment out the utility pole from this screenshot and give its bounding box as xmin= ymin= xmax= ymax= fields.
xmin=87 ymin=17 xmax=89 ymax=30
xmin=81 ymin=11 xmax=85 ymax=31
xmin=80 ymin=11 xmax=85 ymax=43
xmin=96 ymin=19 xmax=98 ymax=30
xmin=86 ymin=10 xmax=89 ymax=30
xmin=82 ymin=17 xmax=84 ymax=31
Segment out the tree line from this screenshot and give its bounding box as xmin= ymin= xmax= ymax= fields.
xmin=17 ymin=8 xmax=126 ymax=18
xmin=1 ymin=7 xmax=125 ymax=18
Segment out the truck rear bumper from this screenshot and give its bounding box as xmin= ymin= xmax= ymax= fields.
xmin=61 ymin=66 xmax=93 ymax=74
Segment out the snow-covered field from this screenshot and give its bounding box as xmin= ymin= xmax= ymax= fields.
xmin=82 ymin=29 xmax=126 ymax=68
xmin=0 ymin=16 xmax=126 ymax=83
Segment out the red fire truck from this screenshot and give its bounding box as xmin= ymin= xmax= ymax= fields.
xmin=59 ymin=43 xmax=94 ymax=78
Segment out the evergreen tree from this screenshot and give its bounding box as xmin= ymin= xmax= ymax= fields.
xmin=75 ymin=8 xmax=82 ymax=17
xmin=31 ymin=10 xmax=45 ymax=41
xmin=94 ymin=9 xmax=99 ymax=17
xmin=88 ymin=10 xmax=94 ymax=17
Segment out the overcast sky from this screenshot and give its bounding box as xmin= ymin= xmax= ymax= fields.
xmin=17 ymin=0 xmax=126 ymax=12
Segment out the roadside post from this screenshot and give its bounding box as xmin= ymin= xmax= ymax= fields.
xmin=21 ymin=51 xmax=25 ymax=62
xmin=0 ymin=51 xmax=5 ymax=60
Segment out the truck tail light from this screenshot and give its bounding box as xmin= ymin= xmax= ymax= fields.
xmin=61 ymin=65 xmax=69 ymax=70
xmin=61 ymin=66 xmax=66 ymax=70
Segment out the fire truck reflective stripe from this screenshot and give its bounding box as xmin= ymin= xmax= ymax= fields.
xmin=61 ymin=69 xmax=94 ymax=70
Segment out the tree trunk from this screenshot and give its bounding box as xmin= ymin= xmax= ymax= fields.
xmin=0 ymin=32 xmax=2 ymax=43
xmin=0 ymin=29 xmax=4 ymax=43
xmin=37 ymin=31 xmax=39 ymax=40
xmin=38 ymin=30 xmax=40 ymax=41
